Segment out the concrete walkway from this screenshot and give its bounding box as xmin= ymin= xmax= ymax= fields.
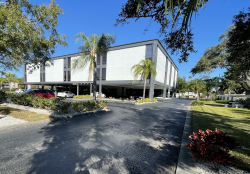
xmin=0 ymin=115 xmax=27 ymax=128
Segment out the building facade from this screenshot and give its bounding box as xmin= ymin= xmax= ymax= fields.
xmin=0 ymin=82 xmax=18 ymax=90
xmin=24 ymin=39 xmax=178 ymax=99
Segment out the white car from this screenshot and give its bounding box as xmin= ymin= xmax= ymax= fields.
xmin=57 ymin=91 xmax=75 ymax=98
xmin=15 ymin=89 xmax=24 ymax=94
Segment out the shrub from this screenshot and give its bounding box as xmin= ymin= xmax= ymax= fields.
xmin=186 ymin=128 xmax=239 ymax=170
xmin=191 ymin=101 xmax=204 ymax=106
xmin=215 ymin=100 xmax=230 ymax=104
xmin=243 ymin=98 xmax=250 ymax=108
xmin=153 ymin=98 xmax=157 ymax=102
xmin=73 ymin=95 xmax=92 ymax=99
xmin=137 ymin=99 xmax=143 ymax=103
xmin=0 ymin=91 xmax=7 ymax=102
xmin=120 ymin=97 xmax=122 ymax=100
xmin=143 ymin=98 xmax=152 ymax=102
xmin=130 ymin=98 xmax=135 ymax=101
xmin=72 ymin=101 xmax=107 ymax=112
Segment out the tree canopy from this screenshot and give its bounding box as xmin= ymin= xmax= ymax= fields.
xmin=115 ymin=0 xmax=209 ymax=63
xmin=190 ymin=8 xmax=250 ymax=90
xmin=0 ymin=0 xmax=67 ymax=75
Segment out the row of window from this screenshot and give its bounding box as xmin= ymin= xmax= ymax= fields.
xmin=97 ymin=68 xmax=106 ymax=80
xmin=97 ymin=53 xmax=107 ymax=65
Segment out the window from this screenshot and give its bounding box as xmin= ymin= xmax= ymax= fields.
xmin=43 ymin=64 xmax=45 ymax=71
xmin=64 ymin=71 xmax=66 ymax=81
xmin=96 ymin=68 xmax=100 ymax=80
xmin=102 ymin=53 xmax=107 ymax=64
xmin=64 ymin=58 xmax=66 ymax=69
xmin=68 ymin=71 xmax=71 ymax=81
xmin=40 ymin=73 xmax=43 ymax=82
xmin=68 ymin=57 xmax=71 ymax=68
xmin=146 ymin=44 xmax=153 ymax=60
xmin=102 ymin=68 xmax=106 ymax=80
xmin=97 ymin=55 xmax=100 ymax=65
xmin=43 ymin=73 xmax=45 ymax=82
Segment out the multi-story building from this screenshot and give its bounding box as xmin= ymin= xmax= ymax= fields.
xmin=24 ymin=39 xmax=178 ymax=99
xmin=0 ymin=81 xmax=18 ymax=90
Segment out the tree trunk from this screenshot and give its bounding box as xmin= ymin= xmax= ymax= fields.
xmin=93 ymin=61 xmax=97 ymax=102
xmin=143 ymin=78 xmax=146 ymax=100
xmin=9 ymin=81 xmax=11 ymax=93
xmin=197 ymin=89 xmax=200 ymax=101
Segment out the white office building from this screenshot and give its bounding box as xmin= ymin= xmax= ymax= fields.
xmin=24 ymin=39 xmax=178 ymax=99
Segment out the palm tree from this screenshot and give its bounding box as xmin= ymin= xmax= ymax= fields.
xmin=189 ymin=78 xmax=206 ymax=101
xmin=72 ymin=32 xmax=115 ymax=101
xmin=131 ymin=59 xmax=157 ymax=100
xmin=0 ymin=72 xmax=19 ymax=92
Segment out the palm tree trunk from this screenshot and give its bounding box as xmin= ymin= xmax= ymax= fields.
xmin=197 ymin=89 xmax=200 ymax=101
xmin=9 ymin=81 xmax=11 ymax=93
xmin=93 ymin=61 xmax=97 ymax=102
xmin=143 ymin=78 xmax=146 ymax=99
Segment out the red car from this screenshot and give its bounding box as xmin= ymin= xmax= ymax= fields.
xmin=22 ymin=89 xmax=55 ymax=98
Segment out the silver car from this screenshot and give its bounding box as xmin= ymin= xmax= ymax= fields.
xmin=57 ymin=91 xmax=75 ymax=98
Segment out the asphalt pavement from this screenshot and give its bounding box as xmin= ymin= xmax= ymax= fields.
xmin=0 ymin=98 xmax=192 ymax=174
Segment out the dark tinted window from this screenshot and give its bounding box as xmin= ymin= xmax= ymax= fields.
xmin=146 ymin=44 xmax=153 ymax=59
xmin=68 ymin=71 xmax=71 ymax=81
xmin=96 ymin=68 xmax=100 ymax=80
xmin=97 ymin=55 xmax=100 ymax=65
xmin=35 ymin=90 xmax=48 ymax=94
xmin=102 ymin=53 xmax=107 ymax=64
xmin=68 ymin=57 xmax=71 ymax=68
xmin=48 ymin=90 xmax=54 ymax=95
xmin=102 ymin=68 xmax=106 ymax=80
xmin=64 ymin=58 xmax=66 ymax=68
xmin=64 ymin=71 xmax=66 ymax=81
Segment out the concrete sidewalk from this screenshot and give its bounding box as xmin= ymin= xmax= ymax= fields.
xmin=176 ymin=106 xmax=199 ymax=174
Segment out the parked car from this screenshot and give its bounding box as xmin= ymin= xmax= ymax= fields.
xmin=57 ymin=91 xmax=75 ymax=98
xmin=21 ymin=89 xmax=55 ymax=98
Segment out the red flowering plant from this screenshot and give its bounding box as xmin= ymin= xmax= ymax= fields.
xmin=186 ymin=128 xmax=239 ymax=170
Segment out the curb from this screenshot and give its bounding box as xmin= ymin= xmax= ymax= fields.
xmin=176 ymin=106 xmax=199 ymax=174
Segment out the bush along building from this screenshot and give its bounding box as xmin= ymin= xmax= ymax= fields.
xmin=23 ymin=39 xmax=178 ymax=100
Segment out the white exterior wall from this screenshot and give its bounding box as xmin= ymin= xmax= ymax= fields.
xmin=45 ymin=59 xmax=63 ymax=82
xmin=174 ymin=70 xmax=178 ymax=88
xmin=155 ymin=47 xmax=166 ymax=84
xmin=170 ymin=65 xmax=175 ymax=87
xmin=166 ymin=60 xmax=171 ymax=85
xmin=106 ymin=46 xmax=145 ymax=81
xmin=71 ymin=56 xmax=93 ymax=81
xmin=26 ymin=64 xmax=40 ymax=82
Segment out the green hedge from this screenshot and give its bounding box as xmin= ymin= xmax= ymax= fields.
xmin=215 ymin=100 xmax=230 ymax=104
xmin=72 ymin=101 xmax=107 ymax=112
xmin=191 ymin=101 xmax=204 ymax=106
xmin=73 ymin=95 xmax=93 ymax=99
xmin=0 ymin=91 xmax=7 ymax=102
xmin=4 ymin=94 xmax=107 ymax=114
xmin=137 ymin=98 xmax=157 ymax=103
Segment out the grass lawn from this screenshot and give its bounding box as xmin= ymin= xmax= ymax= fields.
xmin=192 ymin=104 xmax=250 ymax=171
xmin=0 ymin=105 xmax=50 ymax=122
xmin=202 ymin=100 xmax=225 ymax=106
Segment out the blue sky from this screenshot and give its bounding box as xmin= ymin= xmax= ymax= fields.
xmin=10 ymin=0 xmax=250 ymax=79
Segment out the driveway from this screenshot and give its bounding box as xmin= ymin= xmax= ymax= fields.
xmin=0 ymin=99 xmax=191 ymax=174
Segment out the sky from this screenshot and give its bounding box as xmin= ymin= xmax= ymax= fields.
xmin=9 ymin=0 xmax=250 ymax=79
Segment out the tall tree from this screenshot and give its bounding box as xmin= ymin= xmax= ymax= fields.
xmin=131 ymin=59 xmax=157 ymax=100
xmin=115 ymin=0 xmax=209 ymax=63
xmin=0 ymin=72 xmax=19 ymax=92
xmin=72 ymin=32 xmax=115 ymax=101
xmin=189 ymin=78 xmax=206 ymax=101
xmin=0 ymin=0 xmax=67 ymax=74
xmin=176 ymin=76 xmax=187 ymax=93
xmin=190 ymin=8 xmax=250 ymax=90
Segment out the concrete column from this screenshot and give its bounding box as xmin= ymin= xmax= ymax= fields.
xmin=37 ymin=85 xmax=39 ymax=89
xmin=149 ymin=40 xmax=158 ymax=100
xmin=90 ymin=84 xmax=92 ymax=95
xmin=55 ymin=87 xmax=57 ymax=97
xmin=77 ymin=84 xmax=79 ymax=95
xmin=167 ymin=87 xmax=170 ymax=98
xmin=163 ymin=86 xmax=167 ymax=98
xmin=99 ymin=55 xmax=102 ymax=97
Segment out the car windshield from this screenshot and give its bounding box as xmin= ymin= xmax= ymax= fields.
xmin=35 ymin=90 xmax=48 ymax=94
xmin=22 ymin=89 xmax=33 ymax=94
